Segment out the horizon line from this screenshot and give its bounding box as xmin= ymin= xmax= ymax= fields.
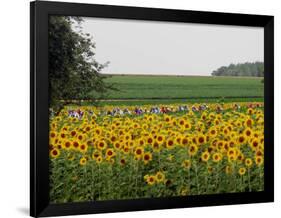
xmin=100 ymin=73 xmax=263 ymax=78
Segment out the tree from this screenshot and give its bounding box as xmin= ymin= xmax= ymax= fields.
xmin=211 ymin=62 xmax=264 ymax=77
xmin=49 ymin=16 xmax=114 ymax=111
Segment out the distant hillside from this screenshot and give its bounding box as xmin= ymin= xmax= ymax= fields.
xmin=212 ymin=62 xmax=264 ymax=77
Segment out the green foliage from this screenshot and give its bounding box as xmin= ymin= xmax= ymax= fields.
xmin=49 ymin=16 xmax=113 ymax=111
xmin=211 ymin=62 xmax=264 ymax=77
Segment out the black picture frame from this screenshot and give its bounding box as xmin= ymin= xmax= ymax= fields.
xmin=30 ymin=1 xmax=274 ymax=217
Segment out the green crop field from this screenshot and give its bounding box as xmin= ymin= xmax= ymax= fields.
xmin=92 ymin=75 xmax=264 ymax=103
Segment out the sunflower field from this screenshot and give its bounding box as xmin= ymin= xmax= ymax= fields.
xmin=49 ymin=102 xmax=264 ymax=203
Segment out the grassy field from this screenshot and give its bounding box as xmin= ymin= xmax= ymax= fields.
xmin=100 ymin=75 xmax=264 ymax=101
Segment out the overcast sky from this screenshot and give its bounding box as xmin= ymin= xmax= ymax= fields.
xmin=78 ymin=17 xmax=263 ymax=76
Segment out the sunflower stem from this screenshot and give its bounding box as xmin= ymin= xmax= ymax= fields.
xmin=240 ymin=176 xmax=243 ymax=192
xmin=247 ymin=168 xmax=252 ymax=192
xmin=135 ymin=160 xmax=139 ymax=198
xmin=98 ymin=163 xmax=101 ymax=200
xmin=91 ymin=161 xmax=95 ymax=200
xmin=205 ymin=164 xmax=209 ymax=194
xmin=193 ymin=159 xmax=200 ymax=195
xmin=259 ymin=166 xmax=263 ymax=191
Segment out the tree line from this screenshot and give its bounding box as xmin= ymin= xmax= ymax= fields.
xmin=211 ymin=62 xmax=264 ymax=77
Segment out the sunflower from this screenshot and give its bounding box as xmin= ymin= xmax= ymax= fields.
xmin=92 ymin=150 xmax=102 ymax=160
xmin=175 ymin=135 xmax=182 ymax=145
xmin=237 ymin=135 xmax=246 ymax=145
xmin=244 ymin=118 xmax=253 ymax=127
xmin=49 ymin=131 xmax=56 ymax=139
xmin=227 ymin=155 xmax=236 ymax=163
xmin=134 ymin=146 xmax=144 ymax=159
xmin=208 ymin=127 xmax=217 ymax=138
xmin=113 ymin=141 xmax=122 ymax=150
xmin=235 ymin=120 xmax=242 ymax=128
xmin=247 ymin=108 xmax=254 ymax=115
xmin=96 ymin=156 xmax=103 ymax=164
xmin=138 ymin=138 xmax=146 ymax=147
xmin=238 ymin=167 xmax=246 ymax=176
xmin=142 ymin=124 xmax=149 ymax=131
xmin=214 ymin=118 xmax=220 ymax=125
xmin=59 ymin=131 xmax=67 ymax=140
xmin=180 ymin=187 xmax=189 ymax=196
xmin=62 ymin=140 xmax=72 ymax=150
xmin=243 ymin=127 xmax=253 ymax=139
xmin=124 ymin=133 xmax=131 ymax=141
xmin=164 ymin=115 xmax=172 ymax=123
xmin=133 ymin=122 xmax=141 ymax=129
xmin=146 ymin=135 xmax=154 ymax=145
xmin=250 ymin=139 xmax=259 ymax=151
xmin=119 ymin=158 xmax=126 ymax=166
xmin=201 ymin=112 xmax=207 ymax=121
xmin=223 ymin=127 xmax=230 ymax=136
xmin=166 ymin=138 xmax=175 ymax=150
xmin=182 ymin=159 xmax=191 ymax=169
xmin=94 ymin=127 xmax=103 ymax=136
xmin=212 ymin=152 xmax=222 ymax=163
xmin=143 ymin=152 xmax=152 ymax=164
xmin=122 ymin=145 xmax=130 ymax=154
xmin=228 ymin=139 xmax=236 ymax=148
xmin=184 ymin=121 xmax=192 ymax=130
xmin=223 ymin=142 xmax=229 ymax=152
xmin=79 ymin=157 xmax=87 ymax=166
xmin=181 ymin=136 xmax=189 ymax=147
xmin=97 ymin=140 xmax=107 ymax=150
xmin=146 ymin=175 xmax=156 ymax=185
xmin=70 ymin=130 xmax=77 ymax=137
xmin=152 ymin=141 xmax=161 ymax=152
xmin=146 ymin=115 xmax=154 ymax=122
xmin=227 ymin=148 xmax=237 ymax=161
xmin=178 ymin=118 xmax=186 ymax=127
xmin=216 ymin=140 xmax=224 ymax=151
xmin=109 ymin=134 xmax=118 ymax=143
xmin=67 ymin=153 xmax=75 ymax=161
xmin=255 ymin=156 xmax=264 ymax=166
xmin=201 ymin=151 xmax=210 ymax=162
xmin=55 ymin=116 xmax=62 ymax=122
xmin=188 ymin=144 xmax=198 ymax=156
xmin=117 ymin=128 xmax=124 ymax=136
xmin=255 ymin=149 xmax=263 ymax=157
xmin=50 ymin=148 xmax=60 ymax=158
xmin=237 ymin=153 xmax=245 ymax=163
xmin=128 ymin=140 xmax=136 ymax=148
xmin=77 ymin=134 xmax=84 ymax=142
xmin=106 ymin=148 xmax=115 ymax=159
xmin=79 ymin=144 xmax=88 ymax=153
xmin=156 ymin=134 xmax=165 ymax=145
xmin=84 ymin=125 xmax=91 ymax=132
xmin=197 ymin=134 xmax=206 ymax=145
xmin=245 ymin=158 xmax=253 ymax=168
xmin=107 ymin=157 xmax=115 ymax=164
xmin=155 ymin=171 xmax=165 ymax=183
